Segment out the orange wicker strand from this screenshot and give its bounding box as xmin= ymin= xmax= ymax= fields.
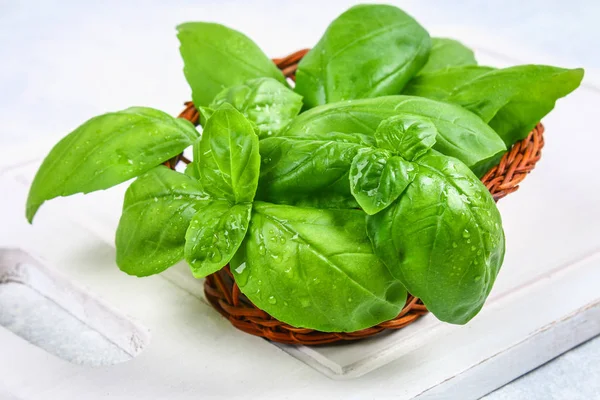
xmin=174 ymin=49 xmax=545 ymax=345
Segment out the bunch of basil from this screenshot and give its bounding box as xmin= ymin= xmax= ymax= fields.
xmin=26 ymin=4 xmax=583 ymax=332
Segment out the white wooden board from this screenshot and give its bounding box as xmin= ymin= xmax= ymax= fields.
xmin=1 ymin=20 xmax=599 ymax=400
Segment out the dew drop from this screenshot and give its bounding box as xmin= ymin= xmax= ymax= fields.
xmin=474 ymin=276 xmax=482 ymax=282
xmin=300 ymin=298 xmax=310 ymax=308
xmin=258 ymin=244 xmax=266 ymax=255
xmin=268 ymin=296 xmax=277 ymax=304
xmin=347 ymin=298 xmax=353 ymax=303
xmin=452 ymin=242 xmax=458 ymax=248
xmin=210 ymin=249 xmax=222 ymax=263
xmin=462 ymin=229 xmax=471 ymax=238
xmin=234 ymin=262 xmax=247 ymax=274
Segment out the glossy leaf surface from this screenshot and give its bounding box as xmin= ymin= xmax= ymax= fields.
xmin=232 ymin=202 xmax=407 ymax=332
xmin=349 ymin=148 xmax=416 ymax=215
xmin=294 ymin=4 xmax=430 ymax=108
xmin=178 ymin=22 xmax=286 ymax=106
xmin=26 ymin=107 xmax=199 ymax=222
xmin=116 ymin=167 xmax=209 ymax=276
xmin=418 ymin=38 xmax=477 ymax=75
xmin=284 ymin=96 xmax=506 ymax=174
xmin=374 ymin=114 xmax=437 ymax=160
xmin=185 ymin=201 xmax=252 ymax=278
xmin=256 ymin=133 xmax=372 ymax=208
xmin=367 ymin=152 xmax=505 ymax=324
xmin=193 ymin=104 xmax=260 ymax=203
xmin=210 ymin=77 xmax=303 ymax=138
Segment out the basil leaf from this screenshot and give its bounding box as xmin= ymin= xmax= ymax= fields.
xmin=232 ymin=202 xmax=407 ymax=332
xmin=26 ymin=107 xmax=199 ymax=223
xmin=210 ymin=77 xmax=303 ymax=138
xmin=294 ymin=4 xmax=430 ymax=108
xmin=194 ymin=104 xmax=260 ymax=203
xmin=446 ymin=65 xmax=584 ymax=145
xmin=349 ymin=148 xmax=416 ymax=215
xmin=177 ymin=22 xmax=286 ymax=107
xmin=115 ymin=167 xmax=209 ymax=276
xmin=404 ymin=66 xmax=495 ymax=100
xmin=375 ymin=114 xmax=437 ymax=160
xmin=418 ymin=38 xmax=477 ymax=75
xmin=284 ymin=96 xmax=506 ymax=174
xmin=367 ymin=152 xmax=505 ymax=324
xmin=197 ymin=106 xmax=214 ymax=126
xmin=185 ymin=201 xmax=251 ymax=278
xmin=184 ymin=162 xmax=199 ymax=179
xmin=257 ymin=134 xmax=369 ymax=208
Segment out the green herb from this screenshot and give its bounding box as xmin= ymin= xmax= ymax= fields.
xmin=405 ymin=65 xmax=584 ymax=145
xmin=367 ymin=151 xmax=505 ymax=324
xmin=186 ymin=104 xmax=260 ymax=277
xmin=27 ymin=4 xmax=583 ymax=332
xmin=283 ymin=96 xmax=507 ymax=176
xmin=209 ymin=77 xmax=303 ymax=138
xmin=349 ymin=115 xmax=436 ymax=214
xmin=185 ymin=201 xmax=252 ymax=278
xmin=257 ymin=133 xmax=369 ymax=208
xmin=116 ymin=167 xmax=209 ymax=276
xmin=417 ymin=38 xmax=477 ymax=75
xmin=178 ymin=22 xmax=286 ymax=107
xmin=404 ymin=66 xmax=495 ymax=100
xmin=231 ymin=202 xmax=407 ymax=332
xmin=295 ymin=4 xmax=430 ymax=108
xmin=26 ymin=107 xmax=199 ymax=222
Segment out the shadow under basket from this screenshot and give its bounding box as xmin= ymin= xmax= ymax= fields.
xmin=171 ymin=49 xmax=545 ymax=345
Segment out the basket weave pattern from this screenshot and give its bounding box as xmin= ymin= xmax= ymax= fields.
xmin=174 ymin=49 xmax=545 ymax=345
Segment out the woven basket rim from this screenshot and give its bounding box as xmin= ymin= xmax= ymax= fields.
xmin=171 ymin=48 xmax=545 ymax=345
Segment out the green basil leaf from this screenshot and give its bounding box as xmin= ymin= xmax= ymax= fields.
xmin=367 ymin=152 xmax=505 ymax=324
xmin=185 ymin=201 xmax=251 ymax=278
xmin=26 ymin=107 xmax=200 ymax=223
xmin=284 ymin=96 xmax=506 ymax=174
xmin=194 ymin=104 xmax=260 ymax=203
xmin=446 ymin=65 xmax=584 ymax=145
xmin=349 ymin=148 xmax=416 ymax=215
xmin=375 ymin=114 xmax=437 ymax=160
xmin=115 ymin=166 xmax=209 ymax=276
xmin=294 ymin=4 xmax=430 ymax=108
xmin=404 ymin=66 xmax=495 ymax=100
xmin=418 ymin=38 xmax=477 ymax=75
xmin=177 ymin=22 xmax=286 ymax=107
xmin=232 ymin=202 xmax=407 ymax=332
xmin=197 ymin=106 xmax=214 ymax=126
xmin=210 ymin=77 xmax=303 ymax=138
xmin=184 ymin=162 xmax=199 ymax=179
xmin=257 ymin=133 xmax=370 ymax=208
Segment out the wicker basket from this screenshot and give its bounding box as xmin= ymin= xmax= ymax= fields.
xmin=172 ymin=49 xmax=545 ymax=345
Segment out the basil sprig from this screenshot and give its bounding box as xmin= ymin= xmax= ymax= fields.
xmin=27 ymin=3 xmax=583 ymax=331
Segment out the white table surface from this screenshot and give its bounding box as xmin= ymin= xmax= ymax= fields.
xmin=1 ymin=1 xmax=599 ymax=399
